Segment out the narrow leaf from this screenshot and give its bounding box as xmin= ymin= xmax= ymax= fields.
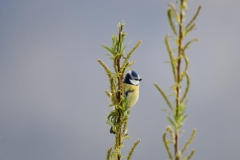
xmin=167 ymin=9 xmax=177 ymax=35
xmin=154 ymin=83 xmax=174 ymax=111
xmin=102 ymin=45 xmax=115 ymax=55
xmin=185 ymin=6 xmax=202 ymax=29
xmin=165 ymin=35 xmax=177 ymax=82
xmin=167 ymin=116 xmax=176 ymax=127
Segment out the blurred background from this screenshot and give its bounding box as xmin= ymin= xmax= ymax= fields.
xmin=0 ymin=0 xmax=240 ymax=159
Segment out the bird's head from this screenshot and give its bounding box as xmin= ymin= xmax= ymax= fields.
xmin=123 ymin=70 xmax=142 ymax=86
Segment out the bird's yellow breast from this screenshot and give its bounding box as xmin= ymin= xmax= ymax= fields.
xmin=123 ymin=83 xmax=139 ymax=109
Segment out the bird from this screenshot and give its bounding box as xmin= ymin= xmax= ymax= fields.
xmin=110 ymin=70 xmax=142 ymax=134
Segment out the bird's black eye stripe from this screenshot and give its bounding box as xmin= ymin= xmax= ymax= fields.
xmin=134 ymin=78 xmax=142 ymax=81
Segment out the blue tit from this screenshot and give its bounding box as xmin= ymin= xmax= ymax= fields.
xmin=110 ymin=70 xmax=142 ymax=134
xmin=122 ymin=70 xmax=142 ymax=109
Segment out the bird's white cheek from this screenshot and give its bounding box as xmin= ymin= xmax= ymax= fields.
xmin=130 ymin=79 xmax=139 ymax=85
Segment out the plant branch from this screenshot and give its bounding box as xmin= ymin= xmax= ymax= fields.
xmin=156 ymin=1 xmax=201 ymax=160
xmin=100 ymin=21 xmax=141 ymax=160
xmin=116 ymin=24 xmax=124 ymax=160
xmin=174 ymin=1 xmax=184 ymax=159
xmin=127 ymin=139 xmax=141 ymax=160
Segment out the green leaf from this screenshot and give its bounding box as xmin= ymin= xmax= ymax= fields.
xmin=107 ymin=110 xmax=119 ymax=124
xmin=185 ymin=6 xmax=202 ymax=29
xmin=122 ymin=135 xmax=132 ymax=141
xmin=180 ymin=115 xmax=188 ymax=123
xmin=102 ymin=45 xmax=115 ymax=55
xmin=167 ymin=9 xmax=177 ymax=35
xmin=120 ymin=144 xmax=124 ymax=149
xmin=154 ymin=83 xmax=174 ymax=111
xmin=111 ymin=34 xmax=117 ymax=46
xmin=106 ymin=119 xmax=113 ymax=126
xmin=167 ymin=116 xmax=176 ymax=127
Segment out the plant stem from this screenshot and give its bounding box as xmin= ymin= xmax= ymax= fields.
xmin=116 ymin=25 xmax=123 ymax=160
xmin=175 ymin=1 xmax=184 ymax=160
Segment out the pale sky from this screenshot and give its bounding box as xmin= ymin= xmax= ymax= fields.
xmin=0 ymin=0 xmax=240 ymax=160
